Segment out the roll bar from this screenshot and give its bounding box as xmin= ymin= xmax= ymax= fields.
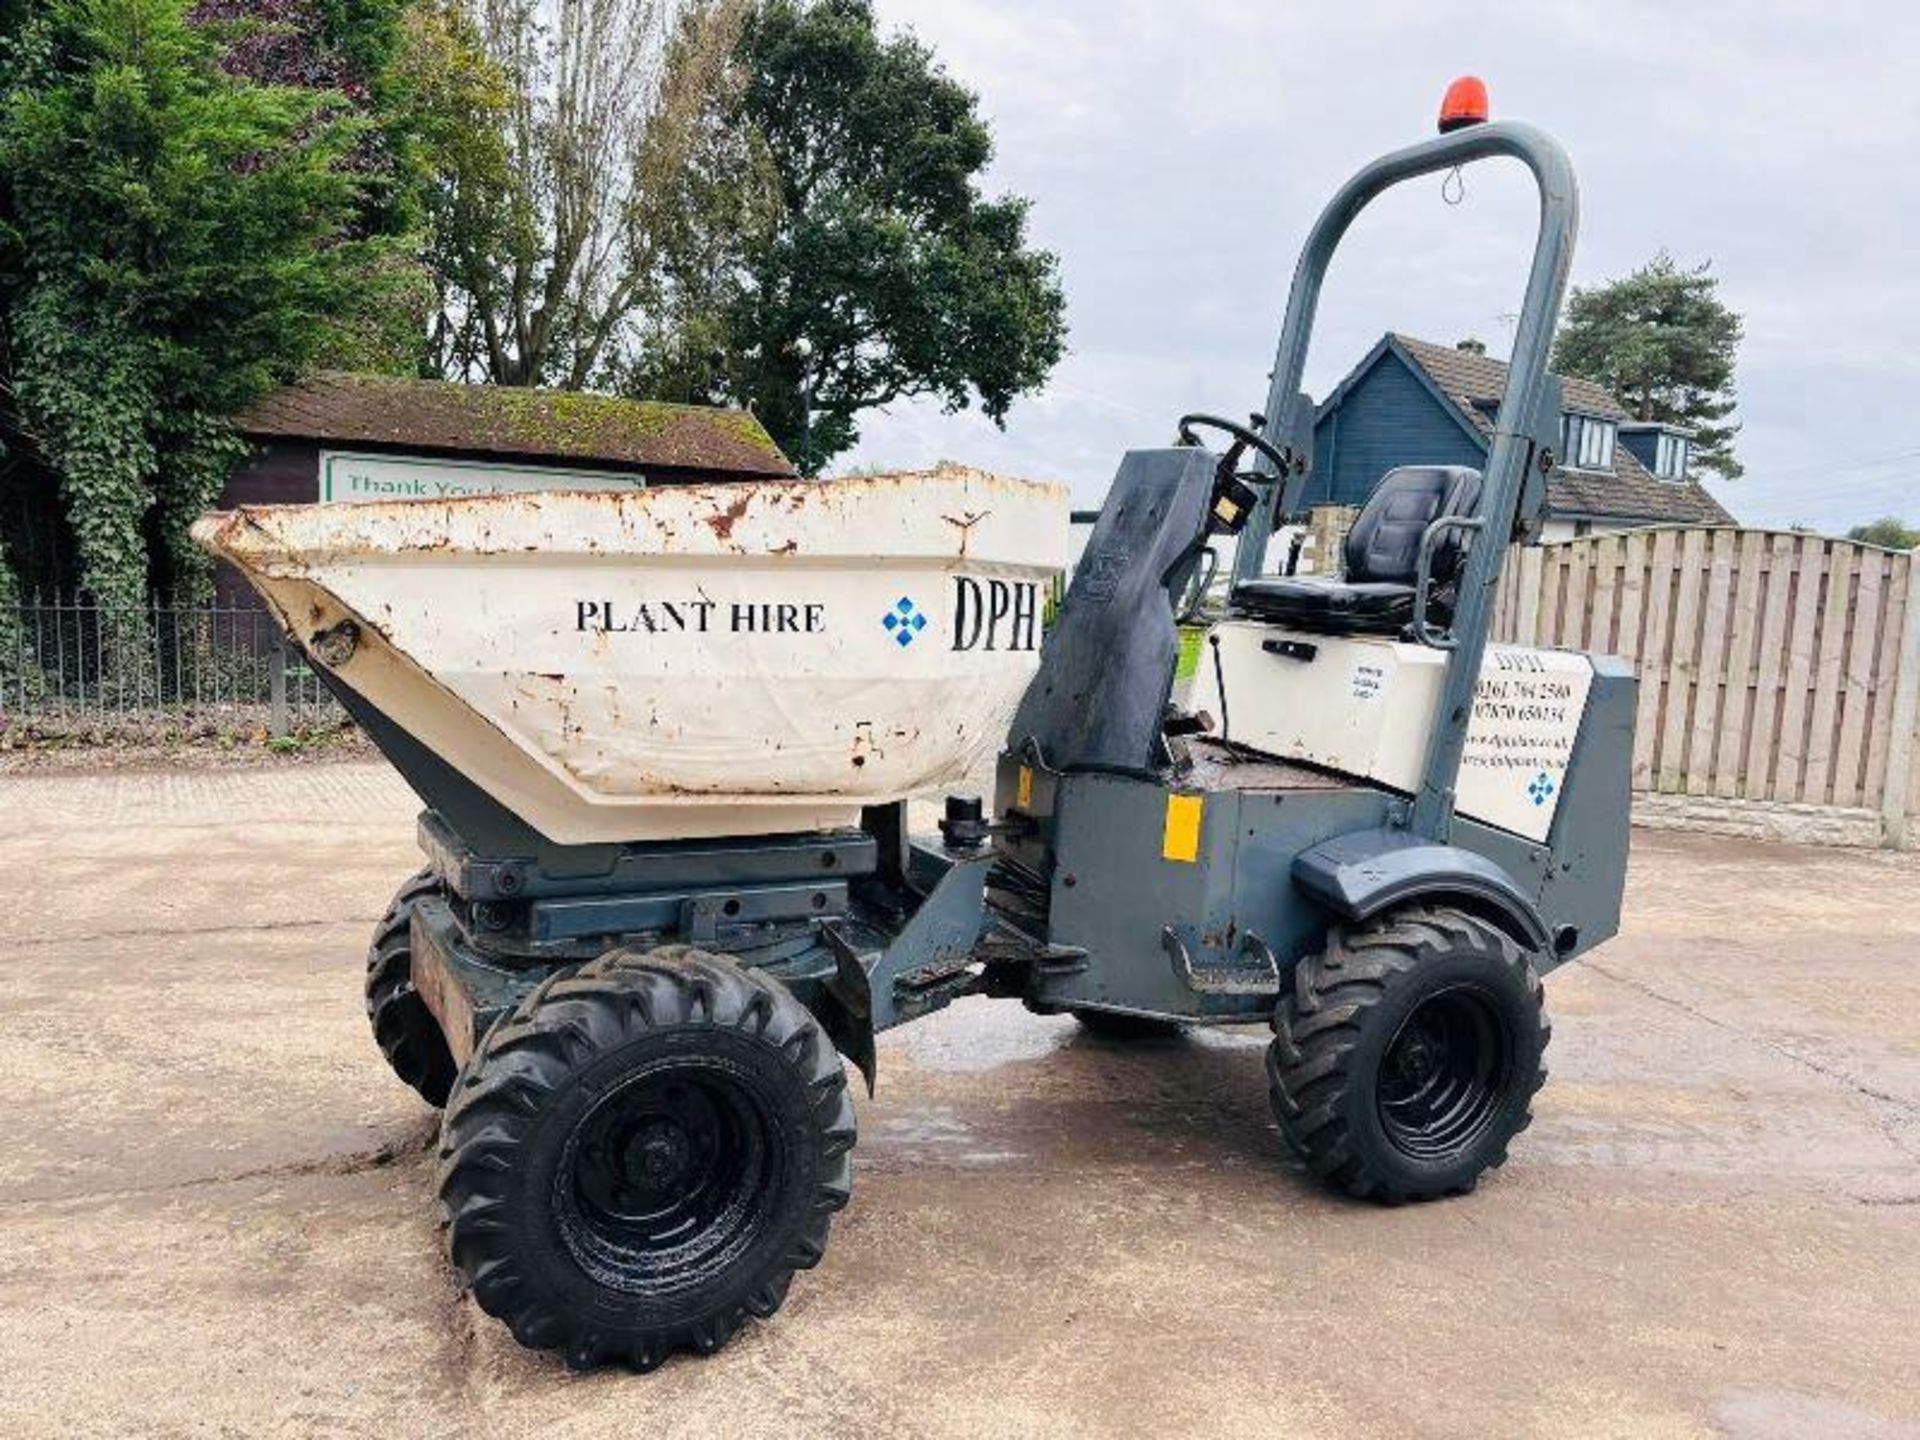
xmin=1233 ymin=118 xmax=1581 ymax=841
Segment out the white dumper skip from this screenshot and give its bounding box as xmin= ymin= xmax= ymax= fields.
xmin=193 ymin=466 xmax=1069 ymax=844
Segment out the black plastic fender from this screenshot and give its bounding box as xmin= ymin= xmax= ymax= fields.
xmin=1291 ymin=826 xmax=1550 ymax=952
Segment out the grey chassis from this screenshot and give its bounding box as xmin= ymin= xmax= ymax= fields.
xmin=329 ymin=100 xmax=1635 ymax=1370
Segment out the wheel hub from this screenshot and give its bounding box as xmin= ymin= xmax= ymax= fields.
xmin=1376 ymin=984 xmax=1515 ymax=1162
xmin=627 ymin=1121 xmax=692 ymax=1189
xmin=559 ymin=1063 xmax=775 ymax=1294
xmin=1393 ymin=1031 xmax=1437 ymax=1085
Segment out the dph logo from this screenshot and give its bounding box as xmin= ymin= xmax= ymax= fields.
xmin=951 ymin=577 xmax=1040 ymax=653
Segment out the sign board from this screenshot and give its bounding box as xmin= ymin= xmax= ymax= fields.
xmin=1456 ymin=647 xmax=1594 ymax=841
xmin=320 ymin=451 xmax=645 ymax=504
xmin=1193 ymin=624 xmax=1594 ymax=844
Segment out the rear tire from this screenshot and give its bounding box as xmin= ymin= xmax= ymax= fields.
xmin=1267 ymin=905 xmax=1548 ymax=1203
xmin=437 ymin=946 xmax=855 ymax=1371
xmin=364 ymin=868 xmax=458 ymax=1108
xmin=1070 ymin=1008 xmax=1187 ymax=1041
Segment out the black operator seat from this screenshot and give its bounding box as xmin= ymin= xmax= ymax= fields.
xmin=1230 ymin=465 xmax=1483 ymax=636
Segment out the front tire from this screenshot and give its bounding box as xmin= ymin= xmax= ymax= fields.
xmin=1267 ymin=905 xmax=1548 ymax=1202
xmin=437 ymin=946 xmax=855 ymax=1371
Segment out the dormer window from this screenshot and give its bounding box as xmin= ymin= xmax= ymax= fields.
xmin=1560 ymin=413 xmax=1615 ymax=472
xmin=1653 ymin=431 xmax=1689 ymax=479
xmin=1620 ymin=422 xmax=1694 ymax=481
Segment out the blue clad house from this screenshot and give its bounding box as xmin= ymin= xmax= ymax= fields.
xmin=1307 ymin=334 xmax=1733 ymax=539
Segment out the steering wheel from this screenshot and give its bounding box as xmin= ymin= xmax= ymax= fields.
xmin=1176 ymin=413 xmax=1295 ymax=479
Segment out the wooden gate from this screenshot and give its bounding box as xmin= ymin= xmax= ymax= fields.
xmin=1491 ymin=528 xmax=1920 ymax=844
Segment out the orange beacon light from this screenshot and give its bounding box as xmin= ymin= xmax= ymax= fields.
xmin=1438 ymin=76 xmax=1490 ymax=133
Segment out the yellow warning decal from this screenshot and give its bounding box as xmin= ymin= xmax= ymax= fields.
xmin=1017 ymin=765 xmax=1034 ymax=809
xmin=1162 ymin=793 xmax=1203 ymax=863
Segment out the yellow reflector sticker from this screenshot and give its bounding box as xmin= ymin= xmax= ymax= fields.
xmin=1017 ymin=765 xmax=1034 ymax=809
xmin=1162 ymin=793 xmax=1203 ymax=863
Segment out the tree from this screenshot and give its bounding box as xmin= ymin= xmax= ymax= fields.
xmin=617 ymin=0 xmax=779 ymax=402
xmin=1848 ymin=517 xmax=1920 ymax=550
xmin=631 ymin=0 xmax=1066 ymax=474
xmin=425 ymin=0 xmax=751 ymax=390
xmin=1552 ymin=252 xmax=1744 ymax=480
xmin=188 ymin=0 xmax=442 ymax=370
xmin=0 ymin=0 xmax=418 ymax=607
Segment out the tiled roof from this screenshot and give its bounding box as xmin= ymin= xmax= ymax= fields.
xmin=1390 ymin=334 xmax=1734 ymax=527
xmin=235 ymin=372 xmax=794 ymax=478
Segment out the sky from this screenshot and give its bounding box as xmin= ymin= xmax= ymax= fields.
xmin=839 ymin=0 xmax=1920 ymax=532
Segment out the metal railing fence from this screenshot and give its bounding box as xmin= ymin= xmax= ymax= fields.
xmin=1 ymin=595 xmax=343 ymax=734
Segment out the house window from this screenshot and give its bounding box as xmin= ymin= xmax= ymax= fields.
xmin=1654 ymin=431 xmax=1689 ymax=479
xmin=1560 ymin=413 xmax=1616 ymax=472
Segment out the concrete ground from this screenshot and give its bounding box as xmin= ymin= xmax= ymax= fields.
xmin=2 ymin=764 xmax=1917 ymax=1439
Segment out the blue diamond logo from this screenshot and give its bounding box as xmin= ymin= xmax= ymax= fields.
xmin=884 ymin=597 xmax=928 ymax=648
xmin=1527 ymin=771 xmax=1558 ymax=807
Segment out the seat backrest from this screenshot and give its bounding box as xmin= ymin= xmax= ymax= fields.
xmin=1004 ymin=446 xmax=1217 ymax=774
xmin=1343 ymin=465 xmax=1483 ymax=585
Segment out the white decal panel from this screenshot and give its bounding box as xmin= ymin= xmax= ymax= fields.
xmin=1458 ymin=647 xmax=1593 ymax=841
xmin=1194 ymin=625 xmax=1594 ymax=844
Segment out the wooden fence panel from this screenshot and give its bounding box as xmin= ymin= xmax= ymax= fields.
xmin=1803 ymin=544 xmax=1854 ymax=805
xmin=1660 ymin=529 xmax=1709 ymax=792
xmin=1514 ymin=543 xmax=1543 ymax=645
xmin=1741 ymin=533 xmax=1798 ymax=801
xmin=1686 ymin=531 xmax=1736 ymax=796
xmin=1633 ymin=529 xmax=1678 ymax=790
xmin=1614 ymin=530 xmax=1648 ymax=680
xmin=1489 ymin=527 xmax=1920 ymax=836
xmin=1589 ymin=534 xmax=1621 ymax=655
xmin=1564 ymin=542 xmax=1592 ymax=651
xmin=1865 ymin=555 xmax=1912 ymax=801
xmin=1775 ymin=534 xmax=1826 ymax=801
xmin=1713 ymin=531 xmax=1764 ymax=798
xmin=1834 ymin=553 xmax=1883 ymax=808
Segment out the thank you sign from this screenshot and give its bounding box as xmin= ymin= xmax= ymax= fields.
xmin=320 ymin=452 xmax=644 ymax=504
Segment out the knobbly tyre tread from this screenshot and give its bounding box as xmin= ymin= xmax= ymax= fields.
xmin=1267 ymin=905 xmax=1549 ymax=1203
xmin=364 ymin=867 xmax=458 ymax=1107
xmin=436 ymin=945 xmax=856 ymax=1372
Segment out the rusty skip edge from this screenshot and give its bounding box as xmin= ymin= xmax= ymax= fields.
xmin=190 ymin=467 xmax=1069 ymax=566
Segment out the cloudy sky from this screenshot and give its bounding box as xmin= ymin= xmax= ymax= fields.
xmin=841 ymin=0 xmax=1920 ymax=532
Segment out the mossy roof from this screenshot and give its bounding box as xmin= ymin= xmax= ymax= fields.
xmin=237 ymin=372 xmax=794 ymax=478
